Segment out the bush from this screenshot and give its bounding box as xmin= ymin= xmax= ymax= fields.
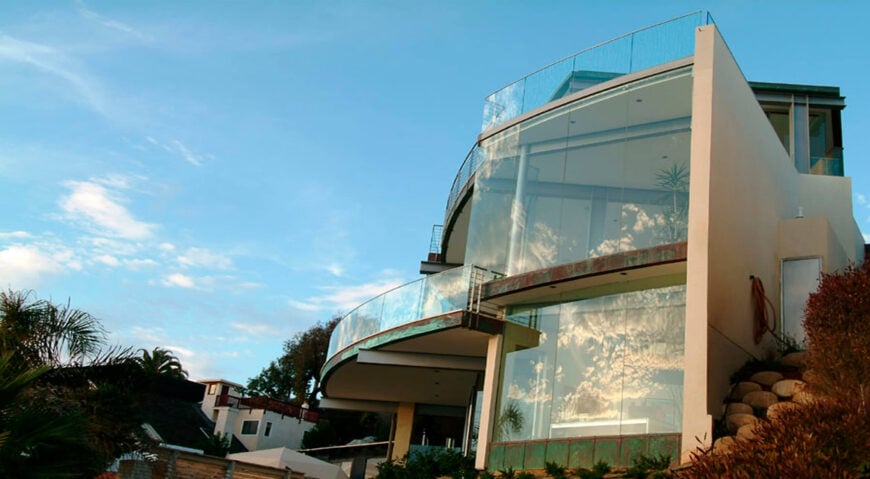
xmin=544 ymin=461 xmax=567 ymax=479
xmin=803 ymin=261 xmax=870 ymax=405
xmin=576 ymin=460 xmax=610 ymax=479
xmin=677 ymin=399 xmax=870 ymax=478
xmin=678 ymin=262 xmax=870 ymax=478
xmin=375 ymin=448 xmax=476 ymax=479
xmin=625 ymin=454 xmax=672 ymax=478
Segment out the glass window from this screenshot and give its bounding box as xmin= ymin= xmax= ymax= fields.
xmin=241 ymin=420 xmax=259 ymax=435
xmin=264 ymin=422 xmax=273 ymax=437
xmin=764 ymin=110 xmax=790 ymax=155
xmin=781 ymin=258 xmax=821 ymax=345
xmin=207 ymin=384 xmax=216 ymax=395
xmin=466 ymin=67 xmax=692 ymax=275
xmin=496 ymin=285 xmax=685 ymax=441
xmin=809 ymin=112 xmax=831 ymax=158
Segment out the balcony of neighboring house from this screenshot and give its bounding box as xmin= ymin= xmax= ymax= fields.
xmin=214 ymin=393 xmax=320 ymax=423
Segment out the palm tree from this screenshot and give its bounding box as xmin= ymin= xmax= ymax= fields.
xmin=0 ymin=290 xmax=111 ymax=368
xmin=135 ymin=347 xmax=188 ymax=379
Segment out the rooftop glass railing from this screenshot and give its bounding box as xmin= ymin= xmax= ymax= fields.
xmin=481 ymin=11 xmax=713 ymax=132
xmin=326 ymin=265 xmax=503 ymax=362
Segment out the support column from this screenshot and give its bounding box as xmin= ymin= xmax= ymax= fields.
xmin=475 ymin=334 xmax=504 ymax=470
xmin=391 ymin=402 xmax=415 ymax=460
xmin=506 ymin=145 xmax=530 ymax=276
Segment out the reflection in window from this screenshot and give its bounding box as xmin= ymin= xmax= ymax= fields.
xmin=496 ymin=285 xmax=685 ymax=441
xmin=465 ymin=67 xmax=693 ymax=275
xmin=764 ymin=110 xmax=790 ymax=155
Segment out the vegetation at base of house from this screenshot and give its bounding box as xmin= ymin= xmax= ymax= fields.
xmin=544 ymin=461 xmax=568 ymax=479
xmin=375 ymin=448 xmax=477 ymax=479
xmin=576 ymin=460 xmax=612 ymax=479
xmin=677 ymin=261 xmax=870 ymax=478
xmin=198 ymin=432 xmax=231 ymax=457
xmin=0 ymin=289 xmax=192 ymax=478
xmin=624 ymin=454 xmax=672 ymax=478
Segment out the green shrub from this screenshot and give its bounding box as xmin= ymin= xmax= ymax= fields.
xmin=498 ymin=467 xmax=517 ymax=479
xmin=625 ymin=454 xmax=671 ymax=478
xmin=375 ymin=448 xmax=476 ymax=478
xmin=517 ymin=472 xmax=536 ymax=479
xmin=545 ymin=461 xmax=567 ymax=479
xmin=576 ymin=460 xmax=610 ymax=479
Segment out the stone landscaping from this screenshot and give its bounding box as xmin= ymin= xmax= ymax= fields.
xmin=713 ymin=351 xmax=811 ymax=454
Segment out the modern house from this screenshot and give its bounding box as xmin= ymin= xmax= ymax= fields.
xmin=200 ymin=379 xmax=320 ymax=452
xmin=318 ymin=12 xmax=863 ymax=471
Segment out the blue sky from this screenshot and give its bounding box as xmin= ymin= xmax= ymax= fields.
xmin=1 ymin=1 xmax=869 ymax=382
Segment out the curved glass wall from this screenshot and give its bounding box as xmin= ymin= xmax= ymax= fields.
xmin=326 ymin=265 xmax=501 ymax=361
xmin=465 ymin=67 xmax=692 ymax=276
xmin=495 ymin=285 xmax=685 ymax=441
xmin=482 ymin=11 xmax=710 ymax=131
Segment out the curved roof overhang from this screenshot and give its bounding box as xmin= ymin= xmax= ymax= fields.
xmin=320 ymin=312 xmax=504 ymax=408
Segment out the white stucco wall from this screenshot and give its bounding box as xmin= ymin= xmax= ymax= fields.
xmin=683 ymin=24 xmax=862 ymax=461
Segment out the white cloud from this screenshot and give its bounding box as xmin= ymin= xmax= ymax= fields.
xmin=159 ymin=242 xmax=175 ymax=252
xmin=95 ymin=254 xmax=120 ymax=266
xmin=0 ymin=231 xmax=31 ymax=239
xmin=178 ymin=247 xmax=233 ymax=270
xmin=60 ymin=178 xmax=155 ymax=239
xmin=326 ymin=262 xmax=345 ymax=277
xmin=75 ymin=0 xmax=152 ymax=43
xmin=0 ymin=34 xmax=109 ymax=116
xmin=163 ymin=273 xmax=195 ymax=288
xmin=289 ymin=272 xmax=407 ymax=313
xmin=124 ymin=258 xmax=158 ymax=270
xmin=858 ymin=193 xmax=867 ymax=206
xmin=863 ymin=233 xmax=870 ymax=243
xmin=230 ymin=322 xmax=279 ymax=336
xmin=146 ymin=136 xmax=211 ymax=167
xmin=0 ymin=244 xmax=76 ymax=287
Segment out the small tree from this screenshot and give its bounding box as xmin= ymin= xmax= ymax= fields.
xmin=136 ymin=347 xmax=188 ymax=379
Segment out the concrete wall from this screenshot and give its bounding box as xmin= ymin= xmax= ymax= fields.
xmin=253 ymin=409 xmax=316 ymax=450
xmin=683 ymin=24 xmax=862 ymax=461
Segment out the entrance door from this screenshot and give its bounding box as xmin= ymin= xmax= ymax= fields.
xmin=781 ymin=257 xmax=821 ymax=344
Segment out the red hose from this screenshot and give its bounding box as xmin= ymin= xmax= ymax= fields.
xmin=751 ymin=275 xmax=777 ymax=344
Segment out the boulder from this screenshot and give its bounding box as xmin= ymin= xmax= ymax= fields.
xmin=749 ymin=371 xmax=784 ymax=387
xmin=729 ymin=381 xmax=761 ymax=400
xmin=713 ymin=436 xmax=736 ymax=454
xmin=736 ymin=423 xmax=758 ymax=441
xmin=771 ymin=379 xmax=805 ymax=398
xmin=726 ymin=413 xmax=758 ymax=433
xmin=781 ymin=351 xmax=808 ymax=369
xmin=725 ymin=402 xmax=753 ymax=416
xmin=742 ymin=390 xmax=779 ymax=409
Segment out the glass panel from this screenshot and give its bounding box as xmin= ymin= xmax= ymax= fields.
xmin=497 ymin=285 xmax=686 ymax=441
xmin=782 ymin=258 xmax=821 ymax=345
xmin=765 ymin=111 xmax=790 ymax=155
xmin=809 ymin=113 xmax=829 ymax=158
xmin=482 ymin=12 xmax=709 ymax=130
xmin=468 ymin=67 xmax=692 ymax=274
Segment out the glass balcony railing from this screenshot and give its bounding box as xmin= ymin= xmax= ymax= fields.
xmin=481 ymin=11 xmax=713 ymax=131
xmin=445 ymin=144 xmax=483 ymax=216
xmin=326 ymin=265 xmax=503 ymax=361
xmin=810 ymin=147 xmax=844 ymax=176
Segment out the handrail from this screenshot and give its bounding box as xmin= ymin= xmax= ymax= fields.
xmin=326 ymin=265 xmax=503 ymax=363
xmin=481 ymin=11 xmax=712 ymax=131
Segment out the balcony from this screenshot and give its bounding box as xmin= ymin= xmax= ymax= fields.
xmin=215 ymin=394 xmax=320 ymax=423
xmin=325 ymin=265 xmax=503 ymax=367
xmin=481 ymin=11 xmax=712 ymax=132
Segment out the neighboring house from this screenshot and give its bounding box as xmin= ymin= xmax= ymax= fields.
xmin=317 ymin=12 xmax=863 ymax=472
xmin=200 ymin=379 xmax=319 ymax=452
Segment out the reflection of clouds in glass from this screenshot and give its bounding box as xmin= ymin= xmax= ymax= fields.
xmin=498 ymin=286 xmax=686 ymax=440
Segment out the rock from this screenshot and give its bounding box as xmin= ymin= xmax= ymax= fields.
xmin=781 ymin=351 xmax=808 ymax=369
xmin=749 ymin=371 xmax=784 ymax=387
xmin=742 ymin=390 xmax=779 ymax=409
xmin=793 ymin=389 xmax=816 ymax=405
xmin=771 ymin=379 xmax=805 ymax=398
xmin=736 ymin=423 xmax=758 ymax=441
xmin=725 ymin=402 xmax=753 ymax=416
xmin=713 ymin=436 xmax=736 ymax=454
xmin=726 ymin=413 xmax=758 ymax=433
xmin=729 ymin=381 xmax=761 ymax=400
xmin=766 ymin=401 xmax=798 ymax=420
